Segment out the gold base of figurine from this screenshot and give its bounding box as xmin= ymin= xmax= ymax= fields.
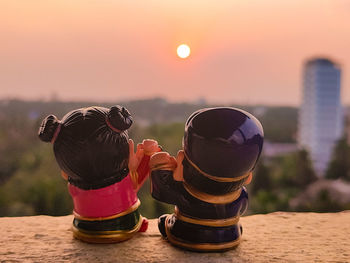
xmin=72 ymin=216 xmax=143 ymax=244
xmin=165 ymin=229 xmax=241 ymax=252
xmin=164 ymin=215 xmax=241 ymax=252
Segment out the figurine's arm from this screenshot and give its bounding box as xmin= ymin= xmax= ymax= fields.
xmin=149 ymin=151 xmax=184 ymax=205
xmin=128 ymin=139 xmax=161 ymax=191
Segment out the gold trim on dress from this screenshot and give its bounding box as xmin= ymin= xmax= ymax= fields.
xmin=73 ymin=199 xmax=141 ymax=221
xmin=183 ymin=182 xmax=242 ymax=204
xmin=164 ymin=216 xmax=241 ymax=252
xmin=174 ymin=207 xmax=239 ymax=227
xmin=72 ymin=215 xmax=143 ymax=244
xmin=183 ymin=151 xmax=250 ymax=183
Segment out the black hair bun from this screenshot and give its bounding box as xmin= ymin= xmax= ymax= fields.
xmin=107 ymin=106 xmax=133 ymax=131
xmin=38 ymin=114 xmax=60 ymax=142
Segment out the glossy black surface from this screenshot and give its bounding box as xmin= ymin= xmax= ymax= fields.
xmin=166 ymin=214 xmax=242 ymax=244
xmin=182 ymin=158 xmax=247 ymax=195
xmin=151 ymin=170 xmax=248 ymax=219
xmin=184 ymin=107 xmax=263 ymax=178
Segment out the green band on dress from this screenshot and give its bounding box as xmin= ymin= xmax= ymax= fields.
xmin=73 ymin=209 xmax=141 ymax=233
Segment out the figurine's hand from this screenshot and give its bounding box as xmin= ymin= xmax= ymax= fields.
xmin=149 ymin=152 xmax=177 ymax=171
xmin=141 ymin=139 xmax=161 ymax=155
xmin=173 ymin=150 xmax=184 ymax=181
xmin=128 ymin=139 xmax=145 ymax=172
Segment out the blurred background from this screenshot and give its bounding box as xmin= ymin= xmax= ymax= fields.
xmin=0 ymin=0 xmax=349 ymax=218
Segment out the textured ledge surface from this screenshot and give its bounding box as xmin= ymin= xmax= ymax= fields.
xmin=1 ymin=211 xmax=349 ymax=262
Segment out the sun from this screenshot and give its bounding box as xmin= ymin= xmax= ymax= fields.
xmin=177 ymin=44 xmax=191 ymax=59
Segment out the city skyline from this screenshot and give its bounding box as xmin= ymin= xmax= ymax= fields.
xmin=1 ymin=0 xmax=350 ymax=105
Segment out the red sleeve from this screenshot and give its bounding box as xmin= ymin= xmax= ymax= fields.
xmin=136 ymin=154 xmax=151 ymax=187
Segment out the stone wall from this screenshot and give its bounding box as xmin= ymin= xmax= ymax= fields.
xmin=1 ymin=211 xmax=349 ymax=262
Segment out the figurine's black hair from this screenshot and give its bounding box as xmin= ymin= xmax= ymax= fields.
xmin=107 ymin=106 xmax=133 ymax=131
xmin=38 ymin=114 xmax=60 ymax=142
xmin=38 ymin=106 xmax=133 ymax=190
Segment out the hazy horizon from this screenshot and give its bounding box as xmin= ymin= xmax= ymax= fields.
xmin=1 ymin=0 xmax=350 ymax=106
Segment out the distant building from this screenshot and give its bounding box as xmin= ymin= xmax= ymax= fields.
xmin=298 ymin=58 xmax=343 ymax=176
xmin=346 ymin=108 xmax=350 ymax=145
xmin=263 ymin=142 xmax=298 ymax=158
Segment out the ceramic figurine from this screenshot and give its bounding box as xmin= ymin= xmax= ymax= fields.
xmin=38 ymin=105 xmax=161 ymax=243
xmin=150 ymin=107 xmax=263 ymax=252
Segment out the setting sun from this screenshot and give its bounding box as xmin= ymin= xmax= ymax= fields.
xmin=177 ymin=44 xmax=191 ymax=59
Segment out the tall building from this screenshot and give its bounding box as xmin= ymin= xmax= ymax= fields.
xmin=346 ymin=108 xmax=350 ymax=145
xmin=298 ymin=58 xmax=343 ymax=176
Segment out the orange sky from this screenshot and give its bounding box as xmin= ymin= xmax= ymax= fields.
xmin=0 ymin=0 xmax=349 ymax=105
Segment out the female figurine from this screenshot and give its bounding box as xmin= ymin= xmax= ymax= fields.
xmin=150 ymin=107 xmax=263 ymax=251
xmin=38 ymin=105 xmax=160 ymax=243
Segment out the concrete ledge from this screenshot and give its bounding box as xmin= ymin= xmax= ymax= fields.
xmin=1 ymin=211 xmax=349 ymax=262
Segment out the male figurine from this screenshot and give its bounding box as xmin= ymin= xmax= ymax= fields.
xmin=150 ymin=107 xmax=263 ymax=251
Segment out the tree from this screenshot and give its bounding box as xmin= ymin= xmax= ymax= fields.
xmin=296 ymin=189 xmax=344 ymax=213
xmin=326 ymin=138 xmax=350 ymax=181
xmin=279 ymin=149 xmax=317 ymax=189
xmin=250 ymin=160 xmax=272 ymax=194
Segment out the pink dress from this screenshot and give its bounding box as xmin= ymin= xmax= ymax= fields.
xmin=69 ymin=155 xmax=151 ymax=218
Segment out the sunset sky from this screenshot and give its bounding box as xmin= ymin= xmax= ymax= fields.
xmin=1 ymin=0 xmax=349 ymax=105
